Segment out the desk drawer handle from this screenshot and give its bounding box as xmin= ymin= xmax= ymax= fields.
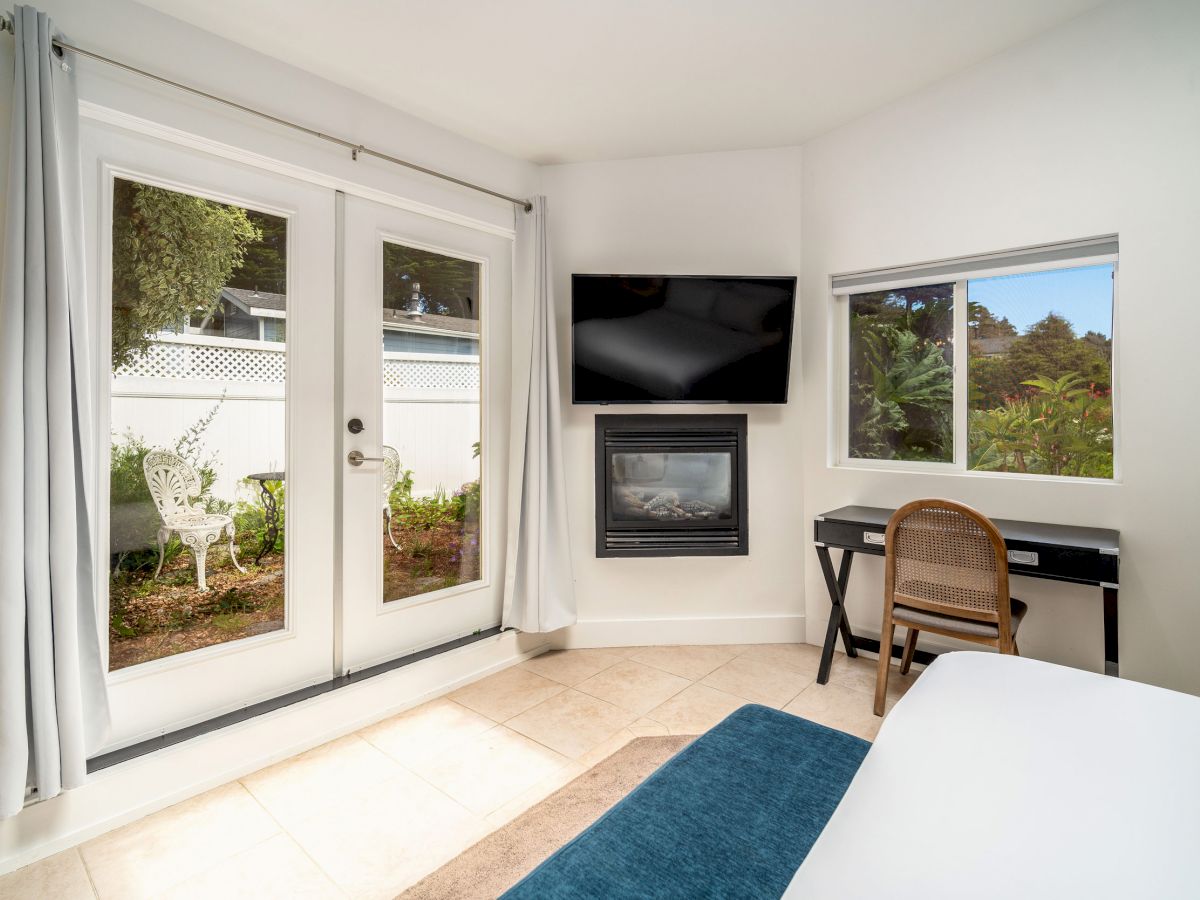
xmin=1008 ymin=550 xmax=1039 ymax=566
xmin=863 ymin=531 xmax=885 ymax=546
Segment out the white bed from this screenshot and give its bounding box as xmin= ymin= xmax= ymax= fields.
xmin=784 ymin=652 xmax=1200 ymax=899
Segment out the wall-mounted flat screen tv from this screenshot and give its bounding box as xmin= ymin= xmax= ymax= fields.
xmin=572 ymin=274 xmax=796 ymax=404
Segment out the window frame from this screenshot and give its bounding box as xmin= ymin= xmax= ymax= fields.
xmin=832 ymin=253 xmax=1120 ymax=483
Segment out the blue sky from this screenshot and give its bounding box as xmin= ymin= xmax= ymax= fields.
xmin=968 ymin=263 xmax=1113 ymax=338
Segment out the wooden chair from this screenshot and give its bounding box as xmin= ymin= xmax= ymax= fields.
xmin=874 ymin=499 xmax=1027 ymax=716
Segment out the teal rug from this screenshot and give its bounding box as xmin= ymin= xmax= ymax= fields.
xmin=502 ymin=704 xmax=869 ymax=899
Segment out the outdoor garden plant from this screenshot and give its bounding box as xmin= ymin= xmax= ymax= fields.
xmin=848 ymin=289 xmax=1113 ymax=476
xmin=108 ymin=418 xmax=482 ymax=670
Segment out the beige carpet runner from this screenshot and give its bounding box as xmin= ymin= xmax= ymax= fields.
xmin=399 ymin=734 xmax=695 ymax=900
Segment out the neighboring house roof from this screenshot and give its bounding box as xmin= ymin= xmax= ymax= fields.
xmin=218 ymin=287 xmax=479 ymax=338
xmin=222 ymin=287 xmax=287 ymax=318
xmin=382 ymin=308 xmax=480 ymax=337
xmin=972 ymin=335 xmax=1016 ymax=356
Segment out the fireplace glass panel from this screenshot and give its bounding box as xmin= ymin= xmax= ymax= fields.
xmin=610 ymin=451 xmax=733 ymax=523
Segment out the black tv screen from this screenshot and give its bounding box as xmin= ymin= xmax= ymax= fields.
xmin=572 ymin=275 xmax=796 ymax=404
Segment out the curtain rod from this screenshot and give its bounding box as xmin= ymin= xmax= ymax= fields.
xmin=0 ymin=14 xmax=533 ymax=212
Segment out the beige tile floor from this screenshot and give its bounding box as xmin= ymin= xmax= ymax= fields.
xmin=0 ymin=644 xmax=916 ymax=900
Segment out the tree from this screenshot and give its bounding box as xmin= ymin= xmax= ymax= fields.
xmin=382 ymin=244 xmax=479 ymax=319
xmin=111 ymin=179 xmax=261 ymax=369
xmin=1082 ymin=330 xmax=1113 ymax=363
xmin=969 ymin=312 xmax=1110 ymax=407
xmin=228 ymin=211 xmax=287 ymax=295
xmin=1004 ymin=313 xmax=1110 ymax=392
xmin=967 ymin=300 xmax=1017 ymax=338
xmin=850 ymin=285 xmax=953 ymax=345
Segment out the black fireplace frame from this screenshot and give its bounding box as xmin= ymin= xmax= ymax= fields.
xmin=595 ymin=414 xmax=748 ymax=557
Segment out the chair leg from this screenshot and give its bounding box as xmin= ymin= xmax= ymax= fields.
xmin=1011 ymin=639 xmax=1020 ymax=657
xmin=153 ymin=528 xmax=168 ymax=580
xmin=385 ymin=507 xmax=401 ymax=551
xmin=227 ymin=524 xmax=247 ymax=574
xmin=900 ymin=627 xmax=919 ymax=675
xmin=189 ymin=539 xmax=210 ymax=592
xmin=874 ymin=613 xmax=896 ymax=717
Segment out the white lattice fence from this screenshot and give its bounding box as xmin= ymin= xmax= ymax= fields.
xmin=116 ymin=338 xmax=286 ymax=383
xmin=117 ymin=335 xmax=479 ymax=390
xmin=382 ymin=357 xmax=479 ymax=390
xmin=112 ymin=336 xmax=480 ymax=499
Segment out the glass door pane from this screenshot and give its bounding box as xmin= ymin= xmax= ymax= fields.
xmin=380 ymin=242 xmax=482 ymax=603
xmin=109 ymin=177 xmax=288 ymax=670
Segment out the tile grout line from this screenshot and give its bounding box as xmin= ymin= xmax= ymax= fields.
xmin=627 ymin=654 xmax=729 ymax=682
xmin=360 ymin=719 xmax=549 ymax=822
xmin=568 ymin=660 xmax=701 ymax=738
xmin=76 ymin=847 xmax=101 ymax=900
xmin=518 ymin=652 xmax=626 ymax=689
xmin=234 ymin=779 xmax=349 ymax=896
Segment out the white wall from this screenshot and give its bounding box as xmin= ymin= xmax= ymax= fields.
xmin=540 ymin=147 xmax=807 ymax=646
xmin=799 ymin=0 xmax=1200 ymax=693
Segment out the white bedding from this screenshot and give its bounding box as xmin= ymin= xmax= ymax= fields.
xmin=784 ymin=652 xmax=1200 ymax=899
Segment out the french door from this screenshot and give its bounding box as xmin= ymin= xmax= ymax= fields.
xmin=339 ymin=194 xmax=511 ymax=671
xmin=85 ymin=122 xmax=511 ymax=751
xmin=86 ymin=122 xmax=338 ymax=750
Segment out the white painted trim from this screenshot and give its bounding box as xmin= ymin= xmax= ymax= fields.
xmin=79 ymin=101 xmax=517 ymax=240
xmin=0 ymin=631 xmax=549 ymax=876
xmin=830 ymin=461 xmax=1122 ymax=486
xmin=952 ymin=280 xmax=969 ymax=467
xmin=1108 ymin=260 xmax=1123 ymax=482
xmin=830 ymin=255 xmax=1118 ymax=296
xmin=552 ymin=614 xmax=807 ymax=649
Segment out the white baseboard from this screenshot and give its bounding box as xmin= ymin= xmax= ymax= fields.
xmin=0 ymin=630 xmax=549 ymax=877
xmin=552 ymin=614 xmax=806 ymax=649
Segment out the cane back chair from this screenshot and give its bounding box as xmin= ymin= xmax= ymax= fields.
xmin=874 ymin=499 xmax=1027 ymax=715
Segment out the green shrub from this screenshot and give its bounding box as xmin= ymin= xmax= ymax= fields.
xmin=233 ymin=481 xmax=285 ymax=556
xmin=968 ymin=373 xmax=1113 ymax=478
xmin=452 ymin=479 xmax=481 ymax=525
xmin=389 ymin=467 xmax=414 ymax=507
xmin=395 ymin=486 xmax=458 ymax=531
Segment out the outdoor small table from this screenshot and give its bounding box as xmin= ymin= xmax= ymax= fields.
xmin=247 ymin=471 xmax=284 ymax=565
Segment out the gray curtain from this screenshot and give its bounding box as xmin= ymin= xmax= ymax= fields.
xmin=0 ymin=5 xmax=110 ymax=818
xmin=503 ymin=196 xmax=576 ymax=633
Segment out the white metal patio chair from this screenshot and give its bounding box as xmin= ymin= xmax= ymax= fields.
xmin=143 ymin=449 xmax=245 ymax=592
xmin=382 ymin=445 xmax=402 ymax=551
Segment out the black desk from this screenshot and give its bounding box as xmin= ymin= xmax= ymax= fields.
xmin=813 ymin=505 xmax=1120 ymax=684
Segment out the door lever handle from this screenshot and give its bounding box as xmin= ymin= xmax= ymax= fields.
xmin=347 ymin=450 xmax=385 ymax=467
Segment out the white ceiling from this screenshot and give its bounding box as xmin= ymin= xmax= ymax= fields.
xmin=139 ymin=0 xmax=1106 ymax=164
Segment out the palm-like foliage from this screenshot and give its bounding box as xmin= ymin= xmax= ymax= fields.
xmin=969 ymin=372 xmax=1113 ymax=477
xmin=852 ymin=327 xmax=953 ymax=459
